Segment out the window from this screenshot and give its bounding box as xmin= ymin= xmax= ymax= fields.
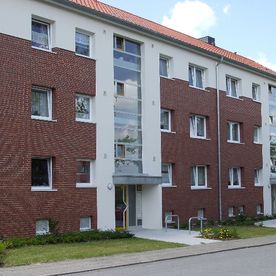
xmin=226 ymin=76 xmax=238 ymax=97
xmin=197 ymin=208 xmax=205 ymax=218
xmin=252 ymin=84 xmax=260 ymax=101
xmin=162 ymin=163 xmax=172 ymax=186
xmin=227 ymin=122 xmax=240 ymax=143
xmin=80 ymin=217 xmax=92 ymax=231
xmin=32 ymin=19 xmax=51 ymax=50
xmin=76 ymin=160 xmax=93 ymax=187
xmin=160 ymin=109 xmax=171 ymax=132
xmin=160 ymin=56 xmax=169 ymax=77
xmin=191 ymin=166 xmax=207 ymax=188
xmin=32 ymin=86 xmax=52 ymax=120
xmin=228 ymin=207 xmax=235 ymax=217
xmin=228 ymin=167 xmax=241 ymax=188
xmin=256 ymin=204 xmax=263 ymax=215
xmin=190 ymin=115 xmax=206 ymax=139
xmin=36 ymin=220 xmax=49 ymax=235
xmin=75 ymin=31 xmax=91 ymax=57
xmin=255 ymin=169 xmax=262 ymax=186
xmin=76 ymin=94 xmax=92 ymax=122
xmin=115 ymin=82 xmax=125 ymax=96
xmin=189 ymin=65 xmax=204 ymax=89
xmin=238 ymin=206 xmax=245 ymax=215
xmin=32 ymin=158 xmax=52 ymax=190
xmin=254 ymin=127 xmax=261 ymax=143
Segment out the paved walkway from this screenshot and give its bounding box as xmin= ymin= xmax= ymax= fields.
xmin=1 ymin=235 xmax=276 ymax=276
xmin=262 ymin=219 xmax=276 ymax=228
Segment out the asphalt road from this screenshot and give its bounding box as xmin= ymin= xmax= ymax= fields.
xmin=68 ymin=244 xmax=276 ymax=276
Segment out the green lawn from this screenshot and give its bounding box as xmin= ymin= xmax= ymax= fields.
xmin=3 ymin=238 xmax=183 ymax=267
xmin=229 ymin=226 xmax=276 ymax=239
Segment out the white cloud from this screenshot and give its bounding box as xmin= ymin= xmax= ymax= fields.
xmin=223 ymin=4 xmax=231 ymax=14
xmin=255 ymin=52 xmax=276 ymax=72
xmin=162 ymin=0 xmax=216 ymax=38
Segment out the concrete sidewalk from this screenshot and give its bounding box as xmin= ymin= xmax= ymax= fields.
xmin=1 ymin=235 xmax=276 ymax=276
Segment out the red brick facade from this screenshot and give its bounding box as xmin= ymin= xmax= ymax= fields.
xmin=0 ymin=33 xmax=97 ymax=237
xmin=161 ymin=77 xmax=263 ymax=223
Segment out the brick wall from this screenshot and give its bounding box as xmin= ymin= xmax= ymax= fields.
xmin=161 ymin=77 xmax=263 ymax=224
xmin=0 ymin=33 xmax=97 ymax=237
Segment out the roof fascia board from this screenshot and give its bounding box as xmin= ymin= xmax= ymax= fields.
xmin=44 ymin=0 xmax=276 ymax=82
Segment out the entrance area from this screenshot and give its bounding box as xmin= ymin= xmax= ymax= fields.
xmin=115 ymin=185 xmax=142 ymax=229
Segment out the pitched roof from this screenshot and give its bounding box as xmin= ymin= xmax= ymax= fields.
xmin=67 ymin=0 xmax=276 ymax=78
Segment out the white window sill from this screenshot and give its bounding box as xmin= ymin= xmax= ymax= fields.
xmin=36 ymin=231 xmax=50 ymax=236
xmin=227 ymin=186 xmax=245 ymax=190
xmin=31 ymin=188 xmax=58 ymax=192
xmin=189 ymin=85 xmax=209 ymax=92
xmin=76 ymin=184 xmax=96 ymax=188
xmin=253 ymin=142 xmax=262 ymax=145
xmin=76 ymin=119 xmax=94 ymax=124
xmin=191 ymin=186 xmax=211 ymax=190
xmin=75 ymin=53 xmax=95 ymax=60
xmin=160 ymin=75 xmax=174 ymax=80
xmin=32 ymin=46 xmax=56 ymax=54
xmin=226 ymin=95 xmax=243 ymax=101
xmin=31 ymin=116 xmax=57 ymax=122
xmin=80 ymin=228 xmax=92 ymax=232
xmin=227 ymin=140 xmax=243 ymax=144
xmin=162 ymin=184 xmax=177 ymax=188
xmin=161 ymin=130 xmax=176 ymax=134
xmin=190 ymin=136 xmax=210 ymax=140
xmin=252 ymin=99 xmax=261 ymax=104
xmin=255 ymin=184 xmax=263 ymax=187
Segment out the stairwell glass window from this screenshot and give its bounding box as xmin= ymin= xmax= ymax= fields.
xmin=189 ymin=65 xmax=204 ymax=89
xmin=32 ymin=19 xmax=51 ymax=50
xmin=191 ymin=166 xmax=207 ymax=188
xmin=160 ymin=109 xmax=171 ymax=132
xmin=190 ymin=115 xmax=206 ymax=139
xmin=76 ymin=160 xmax=93 ymax=187
xmin=227 ymin=122 xmax=240 ymax=143
xmin=32 ymin=158 xmax=52 ymax=190
xmin=228 ymin=167 xmax=241 ymax=188
xmin=252 ymin=84 xmax=260 ymax=101
xmin=160 ymin=56 xmax=169 ymax=77
xmin=226 ymin=76 xmax=238 ymax=97
xmin=76 ymin=94 xmax=92 ymax=122
xmin=75 ymin=31 xmax=91 ymax=57
xmin=162 ymin=163 xmax=172 ymax=186
xmin=32 ymin=87 xmax=52 ymax=120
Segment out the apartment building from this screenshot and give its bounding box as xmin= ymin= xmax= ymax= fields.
xmin=1 ymin=0 xmax=276 ymax=237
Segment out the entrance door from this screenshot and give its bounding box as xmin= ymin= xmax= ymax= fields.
xmin=115 ymin=186 xmax=128 ymax=229
xmin=272 ymin=185 xmax=276 ymax=215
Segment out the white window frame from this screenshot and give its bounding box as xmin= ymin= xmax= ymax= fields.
xmin=256 ymin=204 xmax=263 ymax=215
xmin=76 ymin=160 xmax=93 ymax=188
xmin=36 ymin=219 xmax=50 ymax=235
xmin=191 ymin=165 xmax=208 ymax=189
xmin=162 ymin=163 xmax=172 ymax=186
xmin=75 ymin=94 xmax=93 ymax=123
xmin=31 ymin=86 xmax=52 ymax=121
xmin=80 ymin=216 xmax=92 ymax=231
xmin=253 ymin=126 xmax=261 ymax=144
xmin=160 ymin=56 xmax=170 ymax=78
xmin=226 ymin=76 xmax=239 ymax=98
xmin=254 ymin=168 xmax=262 ymax=186
xmin=190 ymin=115 xmax=207 ymax=139
xmin=227 ymin=121 xmax=240 ymax=143
xmin=252 ymin=83 xmax=261 ymax=102
xmin=228 ymin=167 xmax=241 ymax=188
xmin=160 ymin=109 xmax=171 ymax=132
xmin=31 ymin=157 xmax=53 ymax=191
xmin=189 ymin=64 xmax=205 ymax=89
xmin=31 ymin=18 xmax=51 ymax=51
xmin=75 ymin=29 xmax=92 ymax=58
xmin=228 ymin=207 xmax=235 ymax=217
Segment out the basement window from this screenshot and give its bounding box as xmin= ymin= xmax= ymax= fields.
xmin=80 ymin=217 xmax=92 ymax=231
xmin=36 ymin=220 xmax=49 ymax=235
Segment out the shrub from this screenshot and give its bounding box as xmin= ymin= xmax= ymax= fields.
xmin=202 ymin=227 xmax=239 ymax=240
xmin=6 ymin=230 xmax=134 ymax=249
xmin=0 ymin=241 xmax=8 ymax=266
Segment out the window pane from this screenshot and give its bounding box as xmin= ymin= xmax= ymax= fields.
xmin=76 ymin=95 xmax=90 ymax=120
xmin=32 ymin=88 xmax=49 ymax=117
xmin=114 ymin=66 xmax=141 ymax=85
xmin=233 ymin=168 xmax=239 ymax=186
xmin=125 ymin=40 xmax=141 ymax=55
xmin=189 ymin=66 xmax=194 ymax=86
xmin=75 ymin=32 xmax=90 ymax=56
xmin=36 ymin=220 xmax=49 ymax=235
xmin=116 ymin=145 xmax=125 ymax=158
xmin=232 ymin=124 xmax=239 ymax=141
xmin=115 ymin=128 xmax=142 ymax=144
xmin=115 ymin=37 xmax=124 ymax=50
xmin=160 ymin=58 xmax=168 ymax=77
xmin=115 ymin=160 xmax=142 ymax=174
xmin=32 ymin=20 xmax=49 ymax=49
xmin=226 ymin=78 xmax=230 ymax=95
xmin=124 ymin=146 xmax=142 ymax=159
xmin=32 ymin=159 xmax=50 ymax=187
xmin=190 ymin=117 xmax=196 ymax=136
xmin=114 ymin=51 xmax=141 ymax=71
xmin=77 ymin=161 xmax=91 ymax=183
xmin=162 ymin=164 xmax=170 ymax=183
xmin=196 ymin=68 xmax=203 ymax=88
xmin=196 ymin=117 xmax=205 ymax=137
xmin=191 ymin=167 xmax=196 ymax=186
xmin=114 ymin=97 xmax=141 ymax=114
xmin=114 ymin=112 xmax=141 ymax=129
xmin=161 ymin=110 xmax=169 ymax=130
xmin=197 ymin=167 xmax=206 ymax=186
xmin=80 ymin=217 xmax=91 ymax=231
xmin=231 ymin=79 xmax=237 ymax=97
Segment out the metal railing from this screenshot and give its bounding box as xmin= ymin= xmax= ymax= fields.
xmin=188 ymin=217 xmax=207 ymax=234
xmin=165 ymin=214 xmax=179 ymax=231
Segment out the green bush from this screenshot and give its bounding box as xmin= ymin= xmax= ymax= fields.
xmin=0 ymin=241 xmax=8 ymax=266
xmin=6 ymin=230 xmax=134 ymax=249
xmin=202 ymin=227 xmax=239 ymax=240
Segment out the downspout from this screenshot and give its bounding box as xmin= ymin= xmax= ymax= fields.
xmin=216 ymin=56 xmax=224 ymax=221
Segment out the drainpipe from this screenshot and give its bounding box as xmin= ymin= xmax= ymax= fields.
xmin=216 ymin=56 xmax=224 ymax=221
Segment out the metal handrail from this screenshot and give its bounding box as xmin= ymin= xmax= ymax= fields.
xmin=188 ymin=216 xmax=207 ymax=234
xmin=165 ymin=214 xmax=179 ymax=231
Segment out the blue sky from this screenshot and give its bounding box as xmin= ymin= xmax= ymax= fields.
xmin=101 ymin=0 xmax=276 ymax=71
